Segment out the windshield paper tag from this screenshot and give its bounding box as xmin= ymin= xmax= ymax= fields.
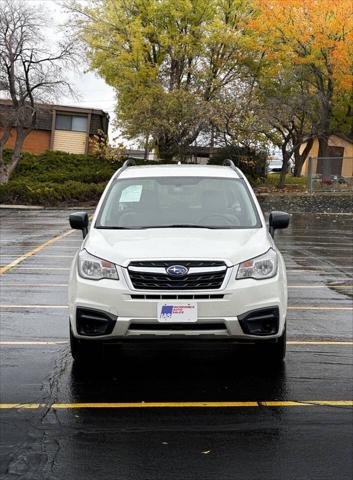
xmin=120 ymin=185 xmax=143 ymax=202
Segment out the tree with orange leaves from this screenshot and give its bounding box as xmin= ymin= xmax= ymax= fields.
xmin=250 ymin=0 xmax=353 ymax=166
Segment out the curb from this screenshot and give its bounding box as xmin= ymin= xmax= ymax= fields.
xmin=0 ymin=204 xmax=44 ymax=210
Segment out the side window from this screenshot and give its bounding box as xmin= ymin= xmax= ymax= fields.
xmin=55 ymin=114 xmax=72 ymax=131
xmin=72 ymin=116 xmax=88 ymax=132
xmin=55 ymin=114 xmax=88 ymax=132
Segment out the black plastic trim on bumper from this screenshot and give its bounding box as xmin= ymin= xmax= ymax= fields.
xmin=129 ymin=322 xmax=226 ymax=331
xmin=238 ymin=307 xmax=280 ymax=336
xmin=76 ymin=307 xmax=117 ymax=337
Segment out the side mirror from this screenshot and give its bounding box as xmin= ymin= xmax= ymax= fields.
xmin=269 ymin=211 xmax=289 ymax=238
xmin=69 ymin=212 xmax=89 ymax=238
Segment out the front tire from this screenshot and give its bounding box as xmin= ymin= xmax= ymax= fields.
xmin=257 ymin=327 xmax=286 ymax=364
xmin=70 ymin=326 xmax=103 ymax=363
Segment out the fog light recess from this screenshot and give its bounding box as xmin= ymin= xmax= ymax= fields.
xmin=238 ymin=307 xmax=279 ymax=336
xmin=76 ymin=308 xmax=117 ymax=336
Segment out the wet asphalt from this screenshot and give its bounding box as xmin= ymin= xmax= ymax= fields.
xmin=0 ymin=209 xmax=352 ymax=480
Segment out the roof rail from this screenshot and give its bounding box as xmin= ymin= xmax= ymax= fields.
xmin=223 ymin=159 xmax=244 ymax=179
xmin=113 ymin=158 xmax=137 ymax=180
xmin=223 ymin=159 xmax=236 ymax=169
xmin=122 ymin=159 xmax=136 ymax=168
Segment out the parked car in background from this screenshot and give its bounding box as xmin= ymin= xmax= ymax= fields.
xmin=68 ymin=160 xmax=290 ymax=364
xmin=267 ymin=158 xmax=294 ymax=174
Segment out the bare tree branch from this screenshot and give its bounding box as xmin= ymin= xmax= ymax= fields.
xmin=0 ymin=0 xmax=78 ymax=183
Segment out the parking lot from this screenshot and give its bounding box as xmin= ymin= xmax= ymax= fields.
xmin=0 ymin=208 xmax=352 ymax=480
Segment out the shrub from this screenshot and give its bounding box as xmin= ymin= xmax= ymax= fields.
xmin=11 ymin=150 xmax=119 ymax=183
xmin=209 ymin=145 xmax=268 ymax=184
xmin=0 ymin=150 xmax=120 ymax=205
xmin=0 ymin=180 xmax=108 ymax=206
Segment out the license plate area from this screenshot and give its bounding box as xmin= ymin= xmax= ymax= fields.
xmin=157 ymin=302 xmax=197 ymax=322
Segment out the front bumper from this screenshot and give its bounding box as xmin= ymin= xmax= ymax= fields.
xmin=69 ymin=263 xmax=287 ymax=341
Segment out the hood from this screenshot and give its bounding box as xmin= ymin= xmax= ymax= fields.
xmin=84 ymin=227 xmax=271 ymax=267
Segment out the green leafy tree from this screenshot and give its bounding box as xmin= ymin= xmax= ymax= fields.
xmin=69 ymin=0 xmax=255 ymax=158
xmin=251 ymin=0 xmax=353 ymax=165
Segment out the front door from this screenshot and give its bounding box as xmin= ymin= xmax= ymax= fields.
xmin=317 ymin=146 xmax=344 ymax=176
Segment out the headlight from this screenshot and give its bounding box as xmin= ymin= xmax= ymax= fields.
xmin=78 ymin=249 xmax=119 ymax=280
xmin=236 ymin=249 xmax=278 ymax=280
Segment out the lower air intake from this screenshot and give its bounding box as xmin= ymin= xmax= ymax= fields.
xmin=238 ymin=307 xmax=279 ymax=336
xmin=76 ymin=308 xmax=116 ymax=336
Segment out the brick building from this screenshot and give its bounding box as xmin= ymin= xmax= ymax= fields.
xmin=0 ymin=100 xmax=109 ymax=155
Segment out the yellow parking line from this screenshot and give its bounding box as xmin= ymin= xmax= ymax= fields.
xmin=1 ymin=267 xmax=71 ymax=271
xmin=0 ymin=284 xmax=68 ymax=287
xmin=288 ymin=306 xmax=353 ymax=311
xmin=0 ymin=401 xmax=351 ymax=409
xmin=287 ymin=341 xmax=353 ymax=345
xmin=259 ymin=401 xmax=353 ymax=407
xmin=287 ymin=268 xmax=353 ymax=271
xmin=287 ymin=269 xmax=351 ymax=273
xmin=0 ymin=341 xmax=67 ymax=345
xmin=0 ymin=253 xmax=72 ymax=258
xmin=0 ymin=404 xmax=45 ymax=409
xmin=289 ymin=285 xmax=352 ymax=289
xmin=0 ymin=305 xmax=68 ymax=308
xmin=1 ymin=246 xmax=78 ymax=250
xmin=0 ymin=230 xmax=74 ymax=275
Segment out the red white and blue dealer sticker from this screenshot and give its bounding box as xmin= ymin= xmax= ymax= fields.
xmin=158 ymin=302 xmax=198 ymax=322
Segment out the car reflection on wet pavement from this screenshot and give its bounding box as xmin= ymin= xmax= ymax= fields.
xmin=0 ymin=209 xmax=352 ymax=480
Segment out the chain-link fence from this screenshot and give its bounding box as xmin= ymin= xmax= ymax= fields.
xmin=307 ymin=156 xmax=353 ymax=193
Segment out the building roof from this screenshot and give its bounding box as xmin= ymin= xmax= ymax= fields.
xmin=302 ymin=132 xmax=353 ymax=145
xmin=331 ymin=132 xmax=353 ymax=145
xmin=0 ymin=99 xmax=109 ymax=134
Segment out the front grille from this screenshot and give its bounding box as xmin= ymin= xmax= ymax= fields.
xmin=130 ymin=294 xmax=224 ymax=300
xmin=129 ymin=260 xmax=225 ymax=268
xmin=128 ymin=270 xmax=226 ymax=290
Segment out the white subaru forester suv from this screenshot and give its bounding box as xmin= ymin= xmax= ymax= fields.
xmin=68 ymin=160 xmax=289 ymax=363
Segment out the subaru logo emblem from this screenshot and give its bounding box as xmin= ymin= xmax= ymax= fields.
xmin=166 ymin=265 xmax=188 ymax=277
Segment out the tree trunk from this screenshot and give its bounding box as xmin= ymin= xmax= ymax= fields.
xmin=318 ymin=134 xmax=330 ymax=180
xmin=144 ymin=133 xmax=150 ymax=161
xmin=0 ymin=127 xmax=30 ymax=184
xmin=157 ymin=138 xmax=175 ymax=162
xmin=0 ymin=163 xmax=10 ymax=184
xmin=278 ymin=148 xmax=291 ymax=188
xmin=0 ymin=127 xmax=11 ymax=163
xmin=293 ymin=137 xmax=314 ymax=176
xmin=0 ymin=128 xmax=12 ymax=184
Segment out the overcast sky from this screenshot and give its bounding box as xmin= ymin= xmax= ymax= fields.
xmin=25 ymin=0 xmax=120 ymax=141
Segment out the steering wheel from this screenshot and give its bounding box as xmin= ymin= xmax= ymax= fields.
xmin=198 ymin=214 xmax=240 ymax=226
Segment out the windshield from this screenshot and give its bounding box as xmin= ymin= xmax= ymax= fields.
xmin=96 ymin=176 xmax=261 ymax=229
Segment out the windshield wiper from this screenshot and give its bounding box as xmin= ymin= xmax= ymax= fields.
xmin=96 ymin=224 xmax=222 ymax=230
xmin=146 ymin=224 xmax=215 ymax=229
xmin=95 ymin=226 xmax=143 ymax=230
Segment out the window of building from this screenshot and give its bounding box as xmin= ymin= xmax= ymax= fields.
xmin=55 ymin=113 xmax=88 ymax=132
